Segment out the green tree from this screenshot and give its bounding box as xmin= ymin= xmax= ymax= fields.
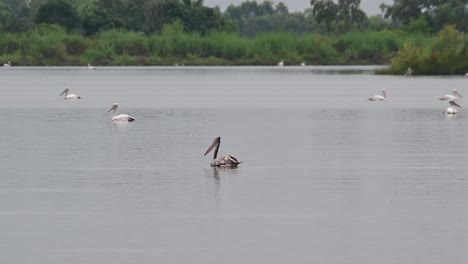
xmin=35 ymin=0 xmax=80 ymax=31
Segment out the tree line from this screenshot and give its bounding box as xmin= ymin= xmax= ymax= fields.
xmin=0 ymin=0 xmax=467 ymax=36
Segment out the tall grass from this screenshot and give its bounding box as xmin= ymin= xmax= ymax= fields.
xmin=1 ymin=24 xmax=465 ymax=74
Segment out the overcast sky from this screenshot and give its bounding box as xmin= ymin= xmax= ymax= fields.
xmin=204 ymin=0 xmax=393 ymax=15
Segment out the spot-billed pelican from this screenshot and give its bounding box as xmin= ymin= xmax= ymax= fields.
xmin=3 ymin=61 xmax=11 ymax=67
xmin=88 ymin=64 xmax=96 ymax=70
xmin=106 ymin=103 xmax=135 ymax=122
xmin=60 ymin=88 xmax=81 ymax=100
xmin=439 ymin=89 xmax=462 ymax=101
xmin=300 ymin=62 xmax=306 ymax=66
xmin=368 ymin=89 xmax=388 ymax=101
xmin=204 ymin=137 xmax=241 ymax=167
xmin=278 ymin=60 xmax=284 ymax=66
xmin=444 ymin=99 xmax=462 ymax=115
xmin=404 ymin=67 xmax=413 ymax=76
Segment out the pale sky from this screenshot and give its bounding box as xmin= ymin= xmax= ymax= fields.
xmin=204 ymin=0 xmax=393 ymax=15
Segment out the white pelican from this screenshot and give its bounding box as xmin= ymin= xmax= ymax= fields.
xmin=404 ymin=67 xmax=413 ymax=76
xmin=88 ymin=63 xmax=96 ymax=70
xmin=300 ymin=62 xmax=306 ymax=66
xmin=278 ymin=60 xmax=284 ymax=66
xmin=60 ymin=88 xmax=81 ymax=100
xmin=204 ymin=137 xmax=241 ymax=167
xmin=368 ymin=89 xmax=388 ymax=101
xmin=106 ymin=103 xmax=135 ymax=122
xmin=439 ymin=89 xmax=462 ymax=101
xmin=3 ymin=61 xmax=11 ymax=67
xmin=444 ymin=99 xmax=462 ymax=115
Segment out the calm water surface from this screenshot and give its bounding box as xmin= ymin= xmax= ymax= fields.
xmin=1 ymin=66 xmax=467 ymax=264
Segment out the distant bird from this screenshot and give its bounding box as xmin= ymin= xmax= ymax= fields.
xmin=444 ymin=99 xmax=462 ymax=115
xmin=278 ymin=60 xmax=284 ymax=66
xmin=439 ymin=89 xmax=462 ymax=101
xmin=87 ymin=63 xmax=96 ymax=70
xmin=204 ymin=137 xmax=241 ymax=167
xmin=368 ymin=89 xmax=388 ymax=101
xmin=106 ymin=103 xmax=135 ymax=122
xmin=465 ymin=72 xmax=468 ymax=77
xmin=3 ymin=61 xmax=11 ymax=67
xmin=404 ymin=67 xmax=413 ymax=76
xmin=60 ymin=88 xmax=81 ymax=100
xmin=300 ymin=62 xmax=306 ymax=66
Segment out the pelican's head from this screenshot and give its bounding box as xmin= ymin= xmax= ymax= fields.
xmin=204 ymin=137 xmax=221 ymax=156
xmin=382 ymin=89 xmax=388 ymax=99
xmin=60 ymin=88 xmax=69 ymax=96
xmin=106 ymin=103 xmax=119 ymax=114
xmin=449 ymin=99 xmax=462 ymax=108
xmin=452 ymin=89 xmax=463 ymax=99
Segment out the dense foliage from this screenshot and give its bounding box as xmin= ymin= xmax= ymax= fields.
xmin=0 ymin=0 xmax=467 ymax=74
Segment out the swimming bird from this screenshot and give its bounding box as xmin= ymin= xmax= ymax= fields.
xmin=3 ymin=61 xmax=11 ymax=67
xmin=204 ymin=137 xmax=241 ymax=167
xmin=444 ymin=99 xmax=462 ymax=115
xmin=278 ymin=60 xmax=284 ymax=66
xmin=368 ymin=89 xmax=388 ymax=101
xmin=404 ymin=67 xmax=413 ymax=76
xmin=88 ymin=63 xmax=96 ymax=70
xmin=300 ymin=62 xmax=306 ymax=66
xmin=60 ymin=88 xmax=81 ymax=100
xmin=439 ymin=89 xmax=462 ymax=101
xmin=106 ymin=103 xmax=135 ymax=122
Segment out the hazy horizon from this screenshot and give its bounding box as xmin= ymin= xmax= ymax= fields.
xmin=205 ymin=0 xmax=392 ymax=15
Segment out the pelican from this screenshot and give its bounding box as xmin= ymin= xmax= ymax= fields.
xmin=106 ymin=103 xmax=135 ymax=122
xmin=87 ymin=63 xmax=96 ymax=70
xmin=3 ymin=61 xmax=11 ymax=67
xmin=368 ymin=89 xmax=388 ymax=101
xmin=439 ymin=89 xmax=462 ymax=101
xmin=204 ymin=137 xmax=241 ymax=167
xmin=278 ymin=60 xmax=284 ymax=66
xmin=60 ymin=88 xmax=81 ymax=100
xmin=404 ymin=67 xmax=413 ymax=76
xmin=465 ymin=72 xmax=468 ymax=77
xmin=300 ymin=62 xmax=306 ymax=66
xmin=444 ymin=99 xmax=462 ymax=115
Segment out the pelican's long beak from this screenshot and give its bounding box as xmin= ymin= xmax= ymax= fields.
xmin=204 ymin=140 xmax=219 ymax=156
xmin=59 ymin=89 xmax=68 ymax=96
xmin=452 ymin=101 xmax=462 ymax=108
xmin=106 ymin=106 xmax=114 ymax=113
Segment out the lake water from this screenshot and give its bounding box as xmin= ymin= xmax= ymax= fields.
xmin=1 ymin=66 xmax=467 ymax=264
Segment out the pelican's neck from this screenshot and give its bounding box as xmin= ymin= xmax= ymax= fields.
xmin=213 ymin=141 xmax=220 ymax=160
xmin=64 ymin=90 xmax=68 ymax=97
xmin=113 ymin=109 xmax=117 ymax=117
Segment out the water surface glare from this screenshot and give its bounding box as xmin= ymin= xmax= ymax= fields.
xmin=1 ymin=66 xmax=467 ymax=264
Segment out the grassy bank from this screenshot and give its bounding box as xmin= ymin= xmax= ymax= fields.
xmin=0 ymin=24 xmax=402 ymax=66
xmin=1 ymin=24 xmax=466 ymax=75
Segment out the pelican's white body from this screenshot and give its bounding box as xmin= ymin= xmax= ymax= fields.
xmin=88 ymin=64 xmax=96 ymax=70
xmin=112 ymin=114 xmax=135 ymax=122
xmin=3 ymin=61 xmax=11 ymax=67
xmin=278 ymin=60 xmax=284 ymax=66
xmin=444 ymin=107 xmax=458 ymax=115
xmin=65 ymin=94 xmax=80 ymax=100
